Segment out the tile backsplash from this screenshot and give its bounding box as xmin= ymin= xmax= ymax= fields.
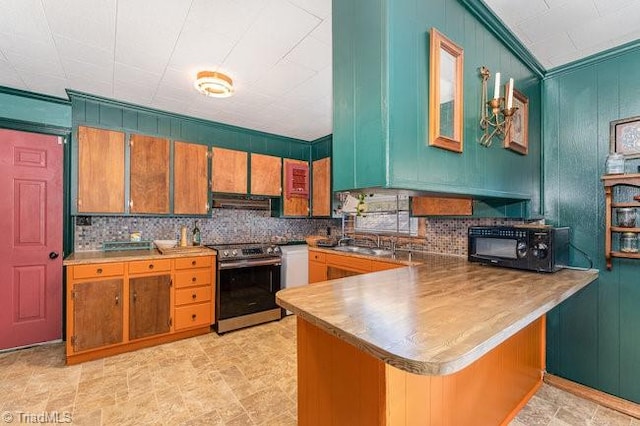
xmin=74 ymin=211 xmax=524 ymax=256
xmin=74 ymin=209 xmax=341 ymax=251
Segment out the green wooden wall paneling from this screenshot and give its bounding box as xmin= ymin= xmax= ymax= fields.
xmin=0 ymin=88 xmax=71 ymax=128
xmin=333 ymin=0 xmax=541 ymax=216
xmin=311 ymin=135 xmax=332 ymax=160
xmin=543 ymin=48 xmax=640 ymax=403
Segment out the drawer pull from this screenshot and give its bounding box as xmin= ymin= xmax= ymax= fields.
xmin=191 ymin=314 xmax=197 ymax=320
xmin=191 ymin=276 xmax=197 ymax=282
xmin=191 ymin=260 xmax=197 ymax=266
xmin=148 ymin=264 xmax=154 ymax=269
xmin=192 ymin=293 xmax=197 ymax=300
xmin=97 ymin=268 xmax=103 ymax=274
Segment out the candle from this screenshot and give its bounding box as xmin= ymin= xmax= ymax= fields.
xmin=507 ymin=78 xmax=514 ymax=109
xmin=493 ymin=72 xmax=501 ymax=100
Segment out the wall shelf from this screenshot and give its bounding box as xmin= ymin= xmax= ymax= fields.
xmin=602 ymin=173 xmax=640 ymax=270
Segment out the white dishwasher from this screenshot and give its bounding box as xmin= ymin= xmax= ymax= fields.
xmin=280 ymin=244 xmax=309 ymax=314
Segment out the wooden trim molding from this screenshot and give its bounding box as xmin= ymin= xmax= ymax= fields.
xmin=0 ymin=85 xmax=71 ymax=105
xmin=544 ymin=373 xmax=640 ymax=419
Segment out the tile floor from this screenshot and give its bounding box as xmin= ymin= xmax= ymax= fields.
xmin=0 ymin=315 xmax=637 ymax=425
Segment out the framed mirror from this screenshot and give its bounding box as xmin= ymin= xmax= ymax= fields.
xmin=428 ymin=28 xmax=464 ymax=153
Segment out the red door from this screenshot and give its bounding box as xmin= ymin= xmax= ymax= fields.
xmin=0 ymin=128 xmax=63 ymax=350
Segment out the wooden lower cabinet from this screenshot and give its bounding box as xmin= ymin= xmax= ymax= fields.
xmin=308 ymin=249 xmax=404 ymax=283
xmin=71 ymin=278 xmax=123 ymax=352
xmin=65 ymin=254 xmax=215 ymax=364
xmin=309 ymin=260 xmax=327 ymax=283
xmin=174 ymin=256 xmax=214 ymax=331
xmin=129 ymin=274 xmax=171 ymax=340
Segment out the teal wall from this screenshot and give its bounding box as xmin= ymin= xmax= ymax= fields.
xmin=0 ymin=88 xmax=71 ymax=128
xmin=333 ymin=0 xmax=541 ymax=210
xmin=544 ymin=47 xmax=640 ymax=403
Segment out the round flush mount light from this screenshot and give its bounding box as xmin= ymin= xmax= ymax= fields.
xmin=193 ymin=71 xmax=234 ymax=98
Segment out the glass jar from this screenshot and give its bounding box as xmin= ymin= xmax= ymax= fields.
xmin=605 ymin=153 xmax=625 ymax=174
xmin=617 ymin=207 xmax=637 ymax=227
xmin=620 ymin=232 xmax=638 ymax=253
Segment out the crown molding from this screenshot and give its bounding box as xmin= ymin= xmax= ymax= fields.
xmin=458 ymin=0 xmax=546 ymax=78
xmin=66 ymin=89 xmax=312 ymax=144
xmin=0 ymin=85 xmax=70 ymax=105
xmin=545 ymin=39 xmax=640 ymax=79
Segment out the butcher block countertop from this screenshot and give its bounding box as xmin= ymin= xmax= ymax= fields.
xmin=63 ymin=247 xmax=216 ymax=265
xmin=276 ymin=254 xmax=598 ymax=376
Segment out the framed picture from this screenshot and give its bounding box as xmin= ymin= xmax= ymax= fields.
xmin=503 ymin=85 xmax=528 ymax=155
xmin=610 ymin=115 xmax=640 ymax=158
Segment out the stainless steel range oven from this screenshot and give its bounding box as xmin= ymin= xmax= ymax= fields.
xmin=206 ymin=243 xmax=283 ymax=333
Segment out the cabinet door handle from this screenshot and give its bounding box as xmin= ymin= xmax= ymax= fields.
xmin=191 ymin=314 xmax=197 ymax=321
xmin=115 ymin=293 xmax=120 ymax=305
xmin=133 ymin=291 xmax=137 ymax=303
xmin=192 ymin=293 xmax=197 ymax=300
xmin=148 ymin=264 xmax=154 ymax=269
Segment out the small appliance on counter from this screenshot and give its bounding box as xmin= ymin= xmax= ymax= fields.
xmin=468 ymin=225 xmax=569 ymax=272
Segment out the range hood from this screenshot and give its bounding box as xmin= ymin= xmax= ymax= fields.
xmin=211 ymin=195 xmax=271 ymax=210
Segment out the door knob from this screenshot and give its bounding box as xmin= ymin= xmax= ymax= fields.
xmin=49 ymin=251 xmax=59 ymax=260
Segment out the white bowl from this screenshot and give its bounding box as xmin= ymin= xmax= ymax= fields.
xmin=154 ymin=239 xmax=178 ymax=249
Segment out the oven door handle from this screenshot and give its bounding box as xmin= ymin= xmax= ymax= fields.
xmin=219 ymin=258 xmax=282 ymax=270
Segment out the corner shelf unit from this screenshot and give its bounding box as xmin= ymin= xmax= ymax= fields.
xmin=602 ymin=173 xmax=640 ymax=270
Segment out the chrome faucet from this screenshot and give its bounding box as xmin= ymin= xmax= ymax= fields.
xmin=356 ymin=234 xmax=381 ymax=248
xmin=337 ymin=236 xmax=354 ymax=246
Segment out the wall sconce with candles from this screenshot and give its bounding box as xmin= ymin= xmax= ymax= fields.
xmin=479 ymin=66 xmax=517 ymax=147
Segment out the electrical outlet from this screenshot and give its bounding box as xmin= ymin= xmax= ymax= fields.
xmin=76 ymin=216 xmax=92 ymax=226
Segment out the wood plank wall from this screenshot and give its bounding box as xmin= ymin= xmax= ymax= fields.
xmin=544 ymin=47 xmax=640 ymax=404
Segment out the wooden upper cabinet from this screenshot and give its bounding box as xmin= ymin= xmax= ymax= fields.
xmin=411 ymin=196 xmax=472 ymax=216
xmin=283 ymin=158 xmax=309 ymax=217
xmin=77 ymin=126 xmax=125 ymax=213
xmin=130 ymin=135 xmax=170 ymax=214
xmin=312 ymin=157 xmax=331 ymax=217
xmin=251 ymin=153 xmax=281 ymax=196
xmin=174 ymin=141 xmax=209 ymax=215
xmin=211 ymin=147 xmax=248 ymax=194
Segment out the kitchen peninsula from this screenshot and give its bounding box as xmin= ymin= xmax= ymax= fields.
xmin=277 ymin=254 xmax=598 ymax=425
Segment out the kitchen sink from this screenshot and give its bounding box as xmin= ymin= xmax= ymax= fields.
xmin=331 ymin=246 xmax=393 ymax=257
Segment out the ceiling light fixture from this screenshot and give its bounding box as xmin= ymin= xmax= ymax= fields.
xmin=194 ymin=71 xmax=234 ymax=98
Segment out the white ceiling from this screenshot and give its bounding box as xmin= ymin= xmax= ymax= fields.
xmin=0 ymin=0 xmax=638 ymax=142
xmin=484 ymin=0 xmax=640 ymax=69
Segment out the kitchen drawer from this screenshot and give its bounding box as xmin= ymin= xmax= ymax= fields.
xmin=175 ymin=303 xmax=211 ymax=330
xmin=175 ymin=286 xmax=212 ymax=306
xmin=128 ymin=259 xmax=171 ymax=275
xmin=174 ymin=256 xmax=213 ymax=270
xmin=309 ymin=251 xmax=326 ymax=263
xmin=73 ymin=262 xmax=124 ymax=279
xmin=326 ymin=253 xmax=371 ymax=272
xmin=174 ymin=270 xmax=212 ymax=288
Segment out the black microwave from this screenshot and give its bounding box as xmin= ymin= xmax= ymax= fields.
xmin=468 ymin=226 xmax=569 ymax=272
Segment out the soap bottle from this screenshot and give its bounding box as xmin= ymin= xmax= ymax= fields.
xmin=192 ymin=221 xmax=201 ymax=246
